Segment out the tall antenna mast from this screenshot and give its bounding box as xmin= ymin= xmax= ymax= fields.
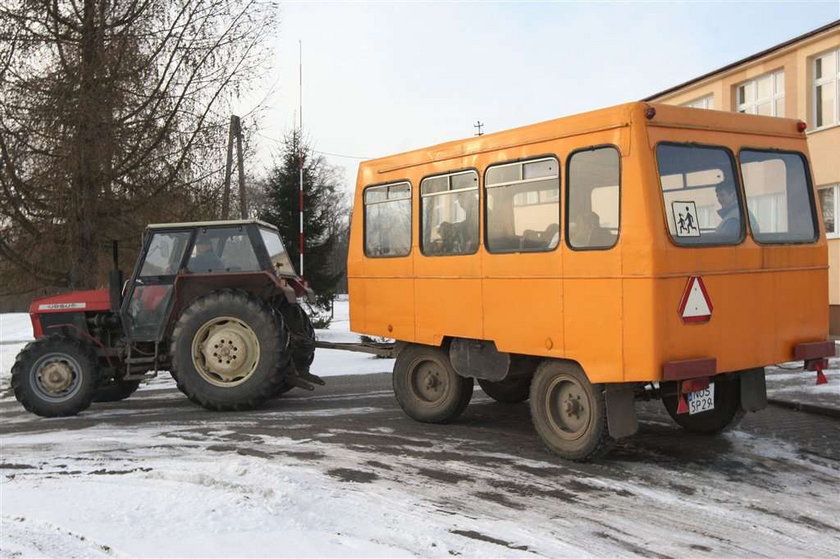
xmin=298 ymin=39 xmax=304 ymax=278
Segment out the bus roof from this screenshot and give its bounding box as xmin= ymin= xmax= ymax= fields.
xmin=360 ymin=102 xmax=806 ymax=177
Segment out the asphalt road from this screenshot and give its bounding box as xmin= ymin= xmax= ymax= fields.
xmin=2 ymin=373 xmax=839 ymax=557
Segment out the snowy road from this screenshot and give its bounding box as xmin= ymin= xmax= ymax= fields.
xmin=2 ymin=372 xmax=839 ymax=558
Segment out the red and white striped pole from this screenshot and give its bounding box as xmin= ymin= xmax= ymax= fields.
xmin=298 ymin=40 xmax=304 ymax=278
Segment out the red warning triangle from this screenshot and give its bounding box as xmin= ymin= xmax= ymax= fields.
xmin=678 ymin=276 xmax=713 ymax=323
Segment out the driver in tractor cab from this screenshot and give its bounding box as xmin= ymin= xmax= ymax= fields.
xmin=188 ymin=237 xmax=224 ymax=272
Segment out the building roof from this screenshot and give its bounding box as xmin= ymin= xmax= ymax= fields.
xmin=643 ymin=19 xmax=840 ymax=101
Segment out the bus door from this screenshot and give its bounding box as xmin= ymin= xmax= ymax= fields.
xmin=562 ymin=146 xmax=624 ymax=383
xmin=481 ymin=156 xmax=564 ymax=356
xmin=413 ymin=170 xmax=483 ymax=344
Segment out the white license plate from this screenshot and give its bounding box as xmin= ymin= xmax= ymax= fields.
xmin=687 ymin=384 xmax=715 ymax=415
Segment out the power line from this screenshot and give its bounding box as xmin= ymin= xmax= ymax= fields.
xmin=254 ymin=132 xmax=370 ymax=159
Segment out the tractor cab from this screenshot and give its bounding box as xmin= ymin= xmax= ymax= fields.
xmin=121 ymin=220 xmax=308 ymax=342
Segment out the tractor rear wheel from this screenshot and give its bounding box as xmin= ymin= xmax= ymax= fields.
xmin=393 ymin=344 xmax=473 ymax=423
xmin=11 ymin=335 xmax=100 ymax=417
xmin=529 ymin=360 xmax=613 ymax=461
xmin=93 ymin=379 xmax=142 ymax=402
xmin=170 ymin=290 xmax=289 ymax=411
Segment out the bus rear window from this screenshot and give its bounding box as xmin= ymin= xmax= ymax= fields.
xmin=656 ymin=143 xmax=743 ymax=246
xmin=739 ymin=150 xmax=817 ymax=244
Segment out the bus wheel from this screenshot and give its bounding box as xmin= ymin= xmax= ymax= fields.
xmin=661 ymin=378 xmax=745 ymax=434
xmin=478 ymin=377 xmax=531 ymax=403
xmin=529 ymin=360 xmax=613 ymax=461
xmin=393 ymin=345 xmax=473 ymax=423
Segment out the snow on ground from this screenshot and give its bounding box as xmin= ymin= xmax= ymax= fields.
xmin=1 ymin=302 xmax=839 ymax=557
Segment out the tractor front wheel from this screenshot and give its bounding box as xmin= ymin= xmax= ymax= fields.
xmin=171 ymin=290 xmax=289 ymax=411
xmin=11 ymin=335 xmax=101 ymax=417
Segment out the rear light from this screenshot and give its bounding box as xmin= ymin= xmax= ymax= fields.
xmin=796 ymin=121 xmax=807 ymax=133
xmin=680 ymin=378 xmax=710 ymax=394
xmin=805 ymin=357 xmax=828 ymax=372
xmin=645 ymin=107 xmax=656 ymax=120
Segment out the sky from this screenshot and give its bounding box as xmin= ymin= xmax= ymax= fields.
xmin=233 ymin=1 xmax=840 ymax=193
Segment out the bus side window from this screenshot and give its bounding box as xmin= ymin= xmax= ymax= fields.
xmin=486 ymin=157 xmax=560 ymax=253
xmin=420 ymin=171 xmax=479 ymax=256
xmin=567 ymin=147 xmax=620 ymax=250
xmin=364 ymin=182 xmax=412 ymax=257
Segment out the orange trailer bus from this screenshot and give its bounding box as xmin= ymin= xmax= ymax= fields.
xmin=347 ymin=102 xmax=834 ymax=460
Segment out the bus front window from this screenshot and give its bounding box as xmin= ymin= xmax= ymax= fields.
xmin=657 ymin=143 xmax=744 ymax=246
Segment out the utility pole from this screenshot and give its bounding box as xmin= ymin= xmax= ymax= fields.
xmin=298 ymin=39 xmax=305 ymax=278
xmin=222 ymin=115 xmax=236 ymax=219
xmin=474 ymin=120 xmax=484 ymax=136
xmin=235 ymin=117 xmax=246 ymax=218
xmin=222 ymin=115 xmax=246 ymax=219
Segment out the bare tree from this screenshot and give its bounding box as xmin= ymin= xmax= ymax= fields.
xmin=0 ymin=0 xmax=278 ymax=294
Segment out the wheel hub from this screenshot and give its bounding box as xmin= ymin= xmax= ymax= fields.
xmin=192 ymin=317 xmax=260 ymax=386
xmin=546 ymin=377 xmax=591 ymax=440
xmin=412 ymin=362 xmax=448 ymax=403
xmin=39 ymin=360 xmax=75 ymax=393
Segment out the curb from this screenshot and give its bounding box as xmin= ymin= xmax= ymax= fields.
xmin=767 ymin=398 xmax=840 ymax=420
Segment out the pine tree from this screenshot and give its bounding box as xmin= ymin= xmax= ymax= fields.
xmin=258 ymin=129 xmax=348 ymax=313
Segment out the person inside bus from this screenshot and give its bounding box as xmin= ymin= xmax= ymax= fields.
xmin=438 ymin=192 xmax=478 ymax=253
xmin=714 ymin=183 xmax=742 ymax=238
xmin=572 ymin=211 xmax=613 ymax=248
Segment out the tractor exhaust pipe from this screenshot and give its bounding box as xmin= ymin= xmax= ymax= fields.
xmin=109 ymin=240 xmax=124 ymax=313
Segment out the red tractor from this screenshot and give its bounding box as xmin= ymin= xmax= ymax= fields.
xmin=12 ymin=220 xmax=322 ymax=417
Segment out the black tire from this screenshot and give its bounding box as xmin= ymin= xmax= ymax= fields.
xmin=478 ymin=376 xmax=531 ymax=403
xmin=393 ymin=344 xmax=473 ymax=423
xmin=170 ymin=290 xmax=290 ymax=411
xmin=11 ymin=335 xmax=101 ymax=417
xmin=272 ymin=303 xmax=316 ymax=397
xmin=93 ymin=379 xmax=142 ymax=403
xmin=661 ymin=377 xmax=745 ymax=434
xmin=529 ymin=360 xmax=613 ymax=461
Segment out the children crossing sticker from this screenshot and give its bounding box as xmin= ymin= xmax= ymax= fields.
xmin=672 ymin=201 xmax=700 ymax=237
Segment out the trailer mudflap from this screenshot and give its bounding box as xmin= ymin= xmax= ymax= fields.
xmin=605 ymin=384 xmax=638 ymax=439
xmin=739 ymin=368 xmax=767 ymax=412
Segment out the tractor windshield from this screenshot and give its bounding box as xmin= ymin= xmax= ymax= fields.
xmin=259 ymin=229 xmax=296 ymax=277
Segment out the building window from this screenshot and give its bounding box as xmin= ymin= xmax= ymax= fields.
xmin=736 ymin=70 xmax=784 ymax=117
xmin=682 ymin=95 xmax=714 ymax=110
xmin=819 ymin=184 xmax=839 ymax=239
xmin=421 ymin=170 xmax=479 ymax=256
xmin=485 ymin=157 xmax=560 ymax=253
xmin=364 ymin=182 xmax=411 ymax=257
xmin=814 ymin=48 xmax=840 ymax=129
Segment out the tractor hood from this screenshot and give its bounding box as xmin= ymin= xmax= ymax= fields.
xmin=30 ymin=289 xmax=111 ymax=315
